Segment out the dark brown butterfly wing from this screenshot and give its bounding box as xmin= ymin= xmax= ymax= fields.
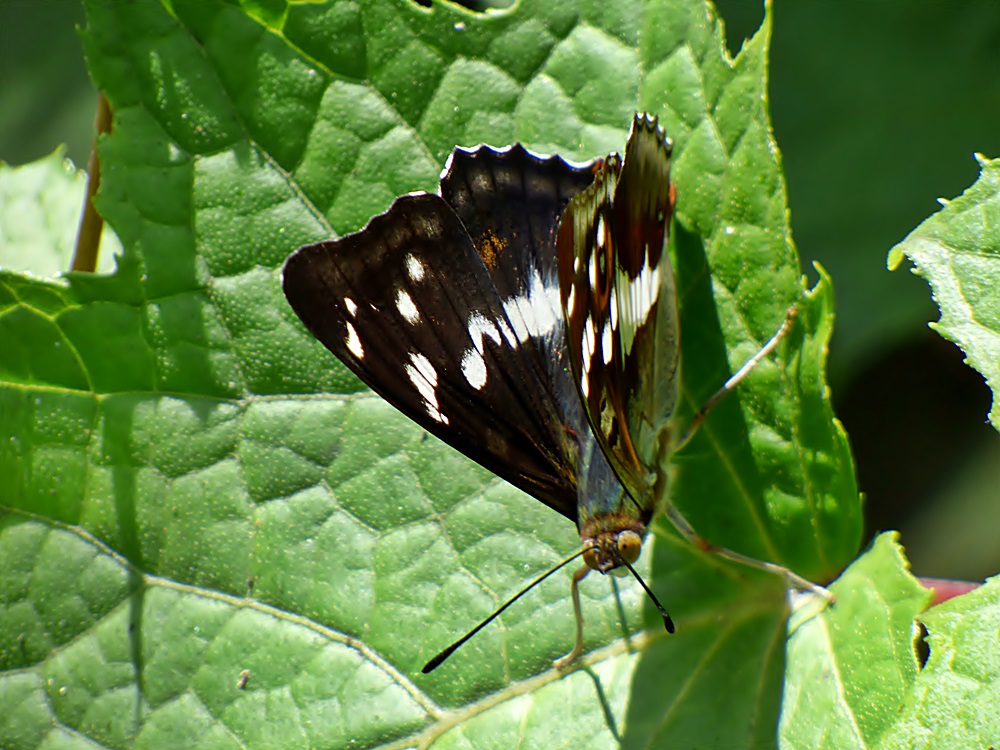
xmin=283 ymin=145 xmax=615 ymax=522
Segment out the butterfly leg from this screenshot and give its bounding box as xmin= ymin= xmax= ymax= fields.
xmin=665 ymin=306 xmax=835 ymax=602
xmin=555 ymin=565 xmax=592 ymax=669
xmin=672 ymin=306 xmax=798 ymax=453
xmin=661 ymin=503 xmax=834 ymax=600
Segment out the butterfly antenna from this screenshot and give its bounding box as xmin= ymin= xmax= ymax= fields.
xmin=619 ymin=558 xmax=675 ymax=634
xmin=422 ymin=549 xmax=587 ymax=673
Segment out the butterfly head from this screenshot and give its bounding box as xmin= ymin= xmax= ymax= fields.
xmin=580 ymin=514 xmax=646 ymax=574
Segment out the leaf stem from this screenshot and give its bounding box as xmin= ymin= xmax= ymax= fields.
xmin=71 ymin=91 xmax=112 ymax=273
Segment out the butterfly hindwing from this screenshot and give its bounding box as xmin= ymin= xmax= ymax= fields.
xmin=557 ymin=113 xmax=679 ymax=502
xmin=283 ymin=146 xmax=604 ymax=522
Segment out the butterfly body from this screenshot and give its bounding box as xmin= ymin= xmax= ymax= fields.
xmin=555 ymin=114 xmax=680 ymax=582
xmin=284 ymin=114 xmax=692 ymax=670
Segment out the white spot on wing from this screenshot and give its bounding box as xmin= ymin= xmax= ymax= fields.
xmin=461 ymin=312 xmax=504 ymax=390
xmin=503 ymin=299 xmax=529 ymax=343
xmin=467 ymin=312 xmax=501 ymax=350
xmin=346 ymin=322 xmax=364 ymax=359
xmin=405 ymin=352 xmax=448 ymax=424
xmin=597 ymin=215 xmax=606 ymax=249
xmin=344 ymin=298 xmax=357 ymax=317
xmin=582 ymin=318 xmax=595 ymax=375
xmin=461 ymin=348 xmax=487 ymax=390
xmin=502 ymin=271 xmax=561 ymax=343
xmin=396 ymin=289 xmax=419 ymax=323
xmin=618 ymin=262 xmax=660 ymax=355
xmin=496 ymin=318 xmax=518 ymax=347
xmin=406 ymin=254 xmax=425 ymax=281
xmin=602 ymin=321 xmax=613 ymax=364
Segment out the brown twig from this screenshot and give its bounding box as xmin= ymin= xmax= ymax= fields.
xmin=71 ymin=92 xmax=112 ymax=273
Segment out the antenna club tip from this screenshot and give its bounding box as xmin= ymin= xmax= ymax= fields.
xmin=664 ymin=615 xmax=676 ymax=634
xmin=422 ymin=653 xmax=446 ymax=674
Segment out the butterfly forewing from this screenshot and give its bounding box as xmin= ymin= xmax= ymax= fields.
xmin=557 ymin=113 xmax=680 ymax=503
xmin=283 ymin=146 xmax=605 ymax=522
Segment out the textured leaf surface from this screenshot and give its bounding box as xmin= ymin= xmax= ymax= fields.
xmin=888 ymin=153 xmax=1000 ymax=431
xmin=1 ymin=1 xmax=864 ymax=749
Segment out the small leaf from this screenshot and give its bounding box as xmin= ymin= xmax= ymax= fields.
xmin=0 ymin=149 xmax=121 ymax=276
xmin=888 ymin=153 xmax=1000 ymax=431
xmin=782 ymin=534 xmax=1000 ymax=749
xmin=879 ymin=575 xmax=1000 ymax=750
xmin=780 ymin=533 xmax=932 ymax=749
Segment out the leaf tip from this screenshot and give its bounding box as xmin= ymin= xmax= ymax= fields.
xmin=886 ymin=246 xmax=905 ymax=271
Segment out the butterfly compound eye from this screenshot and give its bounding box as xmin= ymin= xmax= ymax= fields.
xmin=616 ymin=530 xmax=642 ymax=565
xmin=582 ymin=539 xmax=601 ymax=570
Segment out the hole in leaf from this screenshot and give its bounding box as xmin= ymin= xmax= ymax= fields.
xmin=913 ymin=620 xmax=930 ymax=670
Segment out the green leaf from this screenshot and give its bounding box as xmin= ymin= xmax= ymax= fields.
xmin=0 ymin=148 xmax=121 ymax=276
xmin=779 ymin=533 xmax=932 ymax=749
xmin=1 ymin=1 xmax=865 ymax=748
xmin=888 ymin=153 xmax=1000 ymax=431
xmin=781 ymin=534 xmax=999 ymax=750
xmin=878 ymin=574 xmax=1000 ymax=750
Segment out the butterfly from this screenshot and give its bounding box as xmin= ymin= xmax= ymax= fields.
xmin=282 ymin=112 xmax=818 ymax=673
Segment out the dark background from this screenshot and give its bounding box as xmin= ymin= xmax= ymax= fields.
xmin=2 ymin=0 xmax=996 ymax=580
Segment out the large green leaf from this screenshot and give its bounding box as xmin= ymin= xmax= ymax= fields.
xmin=1 ymin=1 xmax=868 ymax=748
